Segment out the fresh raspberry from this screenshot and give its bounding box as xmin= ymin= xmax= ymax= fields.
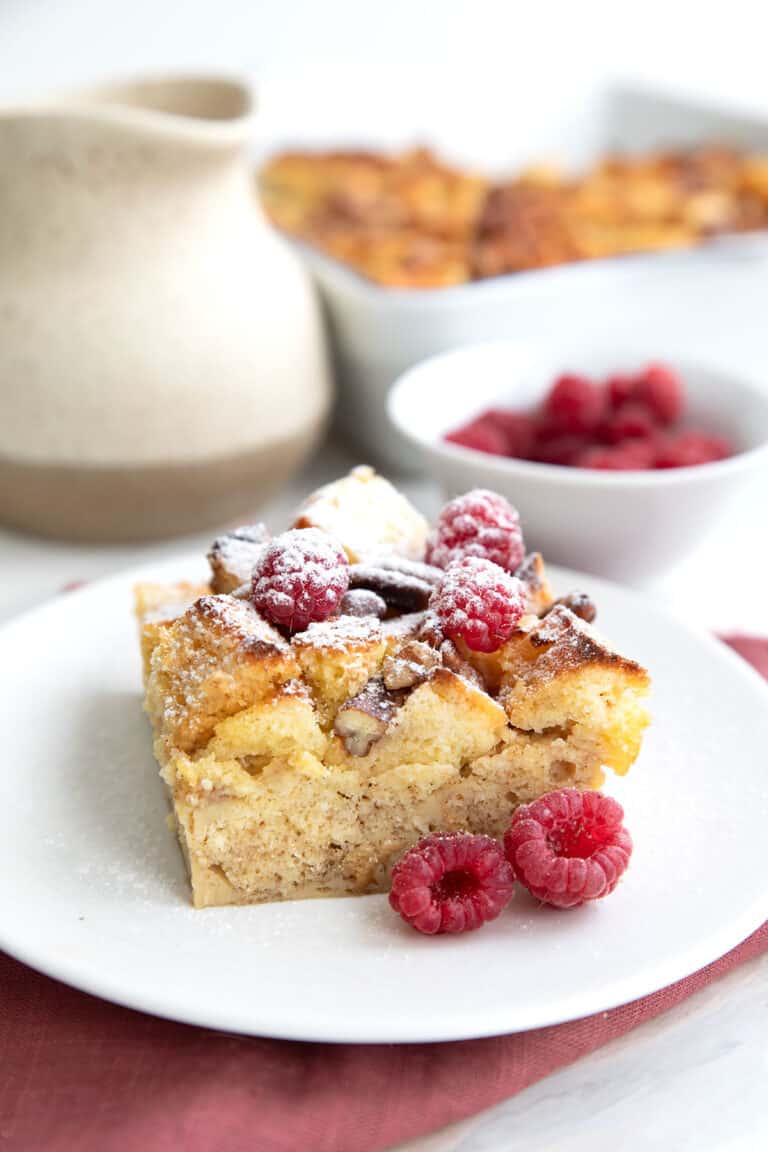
xmin=429 ymin=556 xmax=526 ymax=653
xmin=486 ymin=409 xmax=537 ymax=458
xmin=634 ymin=363 xmax=684 ymax=425
xmin=389 ymin=832 xmax=515 ymax=934
xmin=654 ymin=430 xmax=732 ymax=469
xmin=251 ymin=528 xmax=348 ymax=632
xmin=542 ymin=374 xmax=604 ymax=434
xmin=426 ymin=489 xmax=525 ymax=571
xmin=445 ymin=416 xmax=508 ymax=456
xmin=606 ymin=373 xmax=637 ymax=410
xmin=504 ymin=788 xmax=632 ymax=909
xmin=578 ymin=436 xmax=656 ymax=470
xmin=530 ymin=432 xmax=588 ymax=466
xmin=576 ymin=447 xmax=620 ymax=470
xmin=598 ymin=401 xmax=657 ymax=444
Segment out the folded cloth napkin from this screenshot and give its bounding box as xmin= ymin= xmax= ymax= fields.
xmin=1 ymin=636 xmax=766 ymax=1152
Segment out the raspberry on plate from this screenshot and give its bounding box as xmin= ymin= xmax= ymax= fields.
xmin=389 ymin=832 xmax=515 ymax=934
xmin=429 ymin=556 xmax=526 ymax=653
xmin=543 ymin=373 xmax=604 ymax=434
xmin=426 ymin=488 xmax=525 ymax=571
xmin=251 ymin=528 xmax=349 ymax=633
xmin=504 ymin=788 xmax=632 ymax=908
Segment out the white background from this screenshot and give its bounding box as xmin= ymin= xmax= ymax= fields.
xmin=2 ymin=0 xmax=768 ymax=161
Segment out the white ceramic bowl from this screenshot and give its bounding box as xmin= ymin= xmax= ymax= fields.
xmin=388 ymin=341 xmax=768 ymax=583
xmin=291 ymin=81 xmax=768 ymax=472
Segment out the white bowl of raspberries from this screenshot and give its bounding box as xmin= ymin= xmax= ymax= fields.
xmin=389 ymin=341 xmax=768 ymax=583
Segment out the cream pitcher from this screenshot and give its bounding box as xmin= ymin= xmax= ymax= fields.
xmin=0 ymin=76 xmax=330 ymax=540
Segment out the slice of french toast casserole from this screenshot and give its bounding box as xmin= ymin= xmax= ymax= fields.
xmin=136 ymin=467 xmax=650 ymax=907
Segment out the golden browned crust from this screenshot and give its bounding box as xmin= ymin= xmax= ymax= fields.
xmin=495 ymin=608 xmax=651 ymax=776
xmin=294 ymin=465 xmax=429 ymax=562
xmin=259 ymin=144 xmax=768 ymax=287
xmin=292 ymin=616 xmax=388 ymax=727
xmin=134 ymin=581 xmax=210 ymax=678
xmin=142 ymin=593 xmax=299 ymax=756
xmin=524 ymin=604 xmax=646 ymax=676
xmin=260 ymin=147 xmax=485 ymax=287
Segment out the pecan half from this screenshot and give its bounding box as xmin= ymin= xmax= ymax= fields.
xmin=364 ymin=556 xmax=444 ymax=586
xmin=549 ymin=592 xmax=597 ymax=624
xmin=338 ymin=588 xmax=388 ymax=619
xmin=348 ymin=563 xmax=435 ymax=612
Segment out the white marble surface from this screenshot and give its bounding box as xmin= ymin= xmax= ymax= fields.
xmin=398 ymin=948 xmax=768 ymax=1152
xmin=1 ymin=441 xmax=767 ymax=1152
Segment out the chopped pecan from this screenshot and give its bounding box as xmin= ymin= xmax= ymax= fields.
xmin=381 ymin=611 xmax=428 ymax=646
xmin=382 ymin=640 xmax=442 ymax=690
xmin=333 ymin=678 xmax=405 ymax=757
xmin=365 ymin=556 xmax=444 ymax=586
xmin=549 ymin=592 xmax=597 ymax=624
xmin=415 ymin=611 xmax=445 ymax=649
xmin=439 ymin=639 xmax=485 ymax=690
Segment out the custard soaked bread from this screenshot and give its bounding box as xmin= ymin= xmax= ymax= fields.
xmin=260 ymin=144 xmax=768 ymax=287
xmin=137 ymin=470 xmax=650 ymax=907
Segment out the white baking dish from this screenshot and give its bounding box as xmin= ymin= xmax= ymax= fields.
xmin=281 ymin=82 xmax=768 ymax=471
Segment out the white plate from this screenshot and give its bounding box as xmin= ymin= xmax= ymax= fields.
xmin=1 ymin=558 xmax=767 ymax=1044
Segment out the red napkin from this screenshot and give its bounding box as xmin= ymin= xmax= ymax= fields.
xmin=1 ymin=636 xmax=766 ymax=1152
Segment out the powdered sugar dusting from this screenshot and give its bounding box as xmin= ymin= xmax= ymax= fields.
xmin=195 ymin=596 xmax=290 ymax=653
xmin=208 ymin=524 xmax=269 ymax=591
xmin=524 ymin=605 xmax=647 ymax=684
xmin=381 ymin=611 xmax=428 ymax=644
xmin=430 ymin=556 xmax=526 ymax=653
xmin=338 ymin=588 xmax=387 ymax=619
xmin=295 ymin=467 xmax=429 ymax=562
xmin=150 ymin=595 xmax=291 ymax=736
xmin=292 ymin=615 xmax=382 ymax=654
xmin=251 ymin=528 xmax=349 ymax=633
xmin=382 ymin=640 xmax=441 ymax=690
xmin=427 ymin=489 xmax=525 ymax=572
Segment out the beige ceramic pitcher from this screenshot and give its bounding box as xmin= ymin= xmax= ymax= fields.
xmin=0 ymin=76 xmax=330 ymax=540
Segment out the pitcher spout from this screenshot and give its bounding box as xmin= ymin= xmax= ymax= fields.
xmin=79 ymin=76 xmax=256 ymax=145
xmin=0 ymin=74 xmax=256 ymax=150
